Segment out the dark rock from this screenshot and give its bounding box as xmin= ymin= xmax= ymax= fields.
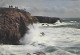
xmin=40 ymin=32 xmax=45 ymax=36
xmin=27 ymin=53 xmax=31 ymax=55
xmin=32 ymin=16 xmax=38 ymax=23
xmin=33 ymin=52 xmax=46 ymax=55
xmin=0 ymin=7 xmax=36 ymax=45
xmin=34 ymin=16 xmax=62 ymax=23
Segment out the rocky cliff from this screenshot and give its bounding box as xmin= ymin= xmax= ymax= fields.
xmin=0 ymin=7 xmax=37 ymax=45
xmin=34 ymin=16 xmax=62 ymax=23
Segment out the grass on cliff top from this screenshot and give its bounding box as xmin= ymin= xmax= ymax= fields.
xmin=0 ymin=7 xmax=30 ymax=15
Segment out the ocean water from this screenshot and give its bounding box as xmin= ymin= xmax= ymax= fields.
xmin=0 ymin=18 xmax=80 ymax=55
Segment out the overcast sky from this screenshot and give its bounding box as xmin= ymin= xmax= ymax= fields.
xmin=0 ymin=0 xmax=80 ymax=18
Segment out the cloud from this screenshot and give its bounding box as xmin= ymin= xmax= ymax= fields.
xmin=0 ymin=0 xmax=80 ymax=18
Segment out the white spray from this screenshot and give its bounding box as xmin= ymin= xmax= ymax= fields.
xmin=20 ymin=24 xmax=41 ymax=45
xmin=19 ymin=23 xmax=47 ymax=52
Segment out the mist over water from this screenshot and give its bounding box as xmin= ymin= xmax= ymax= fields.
xmin=0 ymin=18 xmax=80 ymax=55
xmin=20 ymin=18 xmax=80 ymax=47
xmin=18 ymin=18 xmax=80 ymax=55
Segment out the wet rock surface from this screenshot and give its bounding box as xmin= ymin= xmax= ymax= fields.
xmin=0 ymin=7 xmax=36 ymax=44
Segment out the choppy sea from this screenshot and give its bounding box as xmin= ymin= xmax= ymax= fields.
xmin=0 ymin=18 xmax=80 ymax=55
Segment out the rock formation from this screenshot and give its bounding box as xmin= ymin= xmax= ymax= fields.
xmin=34 ymin=16 xmax=62 ymax=23
xmin=0 ymin=7 xmax=61 ymax=45
xmin=0 ymin=7 xmax=37 ymax=44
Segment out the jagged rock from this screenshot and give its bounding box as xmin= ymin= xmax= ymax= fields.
xmin=0 ymin=8 xmax=36 ymax=44
xmin=34 ymin=16 xmax=62 ymax=23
